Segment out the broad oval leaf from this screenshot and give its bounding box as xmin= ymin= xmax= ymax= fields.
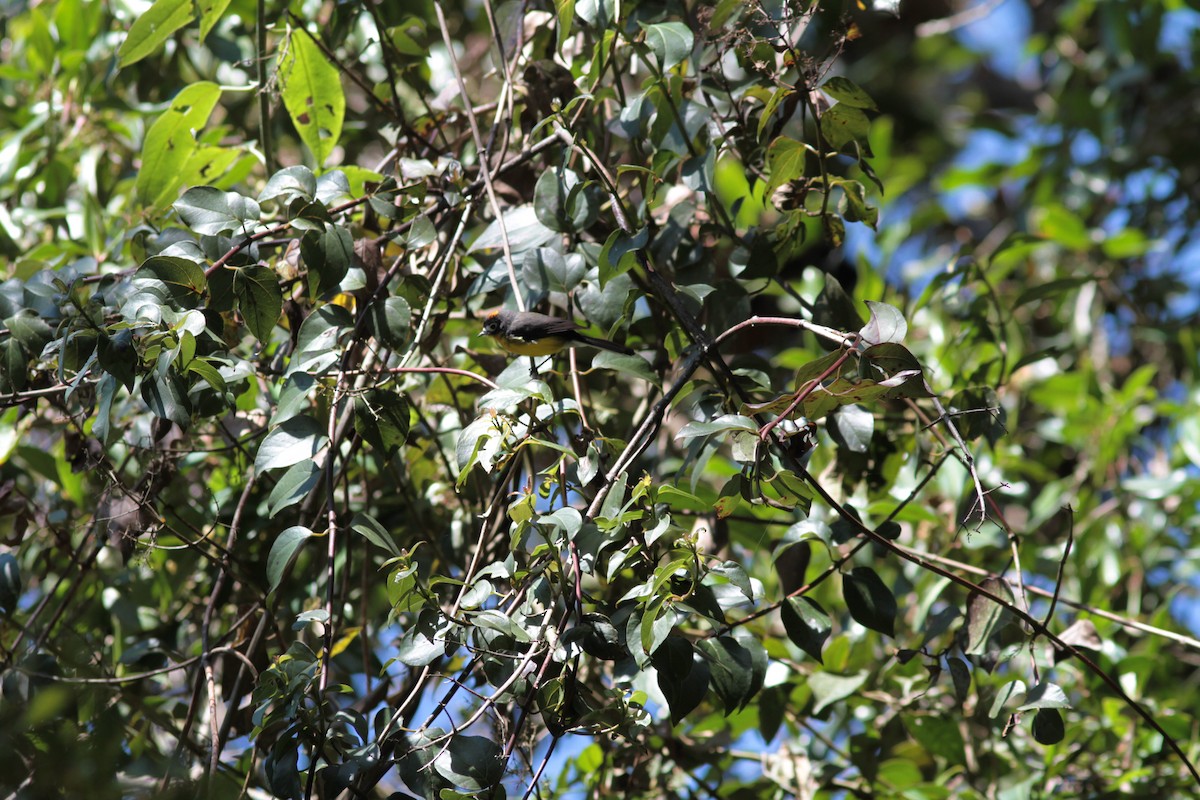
xmin=697 ymin=635 xmax=755 ymax=714
xmin=468 ymin=205 xmax=557 ymax=256
xmin=820 ymin=76 xmax=878 ymax=110
xmin=843 ymin=566 xmax=897 ymax=637
xmin=859 ymin=301 xmax=907 ymax=345
xmin=1031 ymin=708 xmax=1065 ymax=745
xmin=278 ymin=29 xmax=345 ymax=167
xmin=781 ymin=596 xmax=832 ymax=663
xmin=432 ymin=734 xmax=505 ymax=792
xmin=255 ymin=415 xmax=328 ymax=472
xmin=640 ymin=20 xmax=694 ymax=72
xmin=0 ymin=552 xmax=21 ymax=613
xmin=809 ymin=669 xmax=868 ymax=715
xmin=259 ymin=165 xmax=318 ymax=206
xmin=233 ymin=264 xmax=283 ymax=341
xmin=118 ymin=0 xmax=193 ymax=67
xmin=653 ymin=636 xmax=710 ymax=725
xmin=267 ymin=525 xmax=314 ymax=593
xmin=174 ymin=186 xmax=262 ymax=235
xmin=136 ymin=82 xmax=222 ymax=208
xmin=354 ymin=390 xmax=410 ymax=457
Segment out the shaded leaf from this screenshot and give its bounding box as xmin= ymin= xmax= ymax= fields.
xmin=267 ymin=525 xmax=314 ymax=593
xmin=697 ymin=635 xmax=754 ymax=714
xmin=354 ymin=390 xmax=410 ymax=457
xmin=234 ymin=265 xmax=283 ymax=341
xmin=781 ymin=596 xmax=831 ymax=663
xmin=653 ymin=637 xmax=709 ymax=725
xmin=1032 ymin=708 xmax=1065 ymax=745
xmin=432 ymin=735 xmax=504 ymax=792
xmin=843 ymin=566 xmax=896 ymax=637
xmin=964 ymin=577 xmax=1015 ymax=655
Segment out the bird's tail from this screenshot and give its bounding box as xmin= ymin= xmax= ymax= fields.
xmin=577 ymin=333 xmax=634 ymax=356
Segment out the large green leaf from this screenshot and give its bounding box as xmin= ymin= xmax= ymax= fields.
xmin=233 ymin=264 xmax=283 ymax=341
xmin=266 ymin=525 xmax=315 ymax=593
xmin=843 ymin=566 xmax=896 ymax=637
xmin=255 ymin=415 xmax=328 ymax=472
xmin=640 ymin=21 xmax=693 ymax=72
xmin=136 ymin=82 xmax=222 ymax=209
xmin=278 ymin=28 xmax=346 ymax=167
xmin=117 ymin=0 xmax=193 ymax=67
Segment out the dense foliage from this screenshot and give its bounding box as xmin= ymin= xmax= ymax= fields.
xmin=2 ymin=0 xmax=1199 ymax=797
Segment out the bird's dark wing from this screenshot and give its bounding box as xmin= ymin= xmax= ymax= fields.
xmin=507 ymin=313 xmax=582 ymax=341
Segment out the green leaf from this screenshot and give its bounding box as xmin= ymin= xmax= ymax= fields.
xmin=185 ymin=357 xmax=227 ymax=393
xmin=0 ymin=552 xmax=21 ymax=613
xmin=820 ymin=76 xmax=878 ymax=110
xmin=989 ymin=679 xmax=1026 ymax=719
xmin=136 ymin=256 xmax=207 ymax=307
xmin=861 ymin=342 xmax=923 ymax=377
xmin=468 ymin=204 xmax=558 ymax=256
xmin=396 ymin=609 xmax=449 ymax=667
xmin=1031 ymin=708 xmax=1065 ymax=745
xmin=675 ymin=414 xmax=759 ymax=443
xmin=834 ymin=178 xmax=878 ymax=228
xmin=533 ymin=167 xmax=599 ymax=233
xmin=809 ymin=669 xmax=868 ymax=715
xmin=174 ymin=186 xmax=262 ymax=235
xmin=859 ymin=301 xmax=907 ymax=345
xmin=820 ymin=104 xmax=871 ymax=152
xmin=350 ymin=512 xmax=404 ymax=559
xmin=597 ymin=226 xmax=647 ymax=286
xmin=278 ymin=29 xmax=346 ymax=167
xmin=118 ymin=0 xmax=194 ymax=67
xmin=301 ymin=223 xmax=353 ymax=298
xmin=653 ymin=637 xmax=709 ymax=725
xmin=554 ymin=0 xmax=575 ymax=50
xmin=259 ymin=165 xmax=318 ymax=207
xmin=369 ymin=296 xmax=412 ymax=351
xmin=233 ymin=265 xmax=283 ymax=341
xmin=697 ymin=635 xmax=754 ymax=714
xmin=781 ymin=596 xmax=831 ymax=663
xmin=948 ymin=655 xmax=971 ymax=703
xmin=355 ymin=391 xmax=410 ymax=457
xmin=255 ymin=415 xmax=328 ymax=472
xmin=136 ymin=82 xmax=222 ymax=208
xmin=267 ymin=525 xmax=315 ymax=593
xmin=1014 ymin=276 xmax=1091 ymax=308
xmin=829 ymin=404 xmax=873 ymax=453
xmin=141 ymin=369 xmax=191 ymax=428
xmin=813 ymin=275 xmax=864 ymax=333
xmin=640 ymin=21 xmax=693 ymax=71
xmin=523 ymin=248 xmax=587 ymax=295
xmin=765 ymin=136 xmax=809 ymax=200
xmin=1018 ymin=682 xmax=1071 ymax=712
xmin=267 ymin=460 xmax=321 ymax=517
xmin=964 ymin=577 xmax=1014 ymax=655
xmin=843 ymin=566 xmax=896 ymax=637
xmin=1032 ymin=203 xmax=1090 ymax=250
xmin=197 ymin=0 xmax=232 ymax=40
xmin=433 ymin=735 xmax=504 ymax=792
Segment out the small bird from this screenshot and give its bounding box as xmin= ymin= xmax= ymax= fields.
xmin=481 ymin=309 xmax=634 ymax=357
